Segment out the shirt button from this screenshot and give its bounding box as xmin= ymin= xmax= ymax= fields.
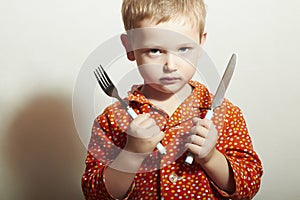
xmin=169 ymin=172 xmax=182 ymax=183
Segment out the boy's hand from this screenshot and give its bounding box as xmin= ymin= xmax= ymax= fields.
xmin=125 ymin=113 xmax=165 ymax=154
xmin=185 ymin=117 xmax=218 ymax=164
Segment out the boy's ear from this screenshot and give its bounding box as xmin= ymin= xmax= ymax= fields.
xmin=120 ymin=34 xmax=135 ymax=61
xmin=200 ymin=32 xmax=207 ymax=46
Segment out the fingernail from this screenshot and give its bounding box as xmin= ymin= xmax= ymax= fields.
xmin=187 ymin=135 xmax=193 ymax=143
xmin=192 ymin=117 xmax=199 ymax=124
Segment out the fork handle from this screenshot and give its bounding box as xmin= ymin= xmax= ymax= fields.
xmin=126 ymin=106 xmax=138 ymax=119
xmin=185 ymin=109 xmax=214 ymax=165
xmin=126 ymin=106 xmax=167 ymax=155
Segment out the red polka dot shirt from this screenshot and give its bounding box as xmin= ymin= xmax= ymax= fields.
xmin=82 ymin=80 xmax=263 ymax=199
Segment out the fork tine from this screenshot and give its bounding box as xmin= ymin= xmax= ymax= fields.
xmin=96 ymin=67 xmax=109 ymax=88
xmin=93 ymin=71 xmax=99 ymax=82
xmin=99 ymin=65 xmax=113 ymax=86
xmin=94 ymin=70 xmax=102 ymax=86
xmin=97 ymin=66 xmax=110 ymax=88
xmin=94 ymin=69 xmax=108 ymax=93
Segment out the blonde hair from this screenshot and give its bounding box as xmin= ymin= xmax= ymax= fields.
xmin=121 ymin=0 xmax=207 ymax=40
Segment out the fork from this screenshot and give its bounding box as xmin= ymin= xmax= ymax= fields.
xmin=94 ymin=65 xmax=167 ymax=155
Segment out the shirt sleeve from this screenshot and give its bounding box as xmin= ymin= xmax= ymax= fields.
xmin=211 ymin=101 xmax=263 ymax=199
xmin=81 ymin=108 xmax=135 ymax=200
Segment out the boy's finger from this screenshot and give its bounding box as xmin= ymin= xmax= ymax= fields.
xmin=192 ymin=117 xmax=211 ymax=129
xmin=200 ymin=118 xmax=212 ymax=128
xmin=190 ymin=126 xmax=208 ymax=138
xmin=132 ymin=113 xmax=151 ymax=126
xmin=187 ymin=135 xmax=205 ymax=146
xmin=140 ymin=125 xmax=160 ymax=138
xmin=185 ymin=143 xmax=202 ymax=155
xmin=153 ymin=131 xmax=165 ymax=142
xmin=192 ymin=117 xmax=201 ymax=125
xmin=140 ymin=118 xmax=156 ymax=128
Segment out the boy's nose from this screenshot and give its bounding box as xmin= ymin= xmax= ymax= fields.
xmin=163 ymin=53 xmax=178 ymax=72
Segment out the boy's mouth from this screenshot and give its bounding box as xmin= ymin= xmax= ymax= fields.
xmin=159 ymin=77 xmax=181 ymax=84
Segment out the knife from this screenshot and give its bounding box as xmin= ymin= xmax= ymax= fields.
xmin=185 ymin=53 xmax=237 ymax=164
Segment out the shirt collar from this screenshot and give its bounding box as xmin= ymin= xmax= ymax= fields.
xmin=127 ymin=80 xmax=212 ymax=109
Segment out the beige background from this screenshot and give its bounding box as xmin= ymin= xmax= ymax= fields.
xmin=1 ymin=0 xmax=299 ymax=199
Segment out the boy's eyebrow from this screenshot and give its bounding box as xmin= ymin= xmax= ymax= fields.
xmin=141 ymin=43 xmax=164 ymax=48
xmin=139 ymin=42 xmax=198 ymax=49
xmin=177 ymin=42 xmax=198 ymax=47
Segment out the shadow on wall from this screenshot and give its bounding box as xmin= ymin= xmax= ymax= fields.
xmin=2 ymin=94 xmax=86 ymax=200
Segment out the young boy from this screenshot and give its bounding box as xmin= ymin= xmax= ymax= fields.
xmin=82 ymin=0 xmax=263 ymax=199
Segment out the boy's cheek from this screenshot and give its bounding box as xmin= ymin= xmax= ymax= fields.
xmin=178 ymin=49 xmax=202 ymax=67
xmin=180 ymin=55 xmax=199 ymax=67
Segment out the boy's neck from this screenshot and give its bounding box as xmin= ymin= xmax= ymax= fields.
xmin=140 ymin=83 xmax=193 ymax=116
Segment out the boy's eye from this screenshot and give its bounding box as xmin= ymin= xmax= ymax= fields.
xmin=149 ymin=49 xmax=162 ymax=56
xmin=178 ymin=47 xmax=190 ymax=53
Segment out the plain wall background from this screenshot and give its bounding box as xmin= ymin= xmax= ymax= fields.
xmin=0 ymin=0 xmax=299 ymax=199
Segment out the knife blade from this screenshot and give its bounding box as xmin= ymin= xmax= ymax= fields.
xmin=185 ymin=53 xmax=237 ymax=164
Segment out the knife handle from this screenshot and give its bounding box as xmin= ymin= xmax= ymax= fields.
xmin=185 ymin=109 xmax=214 ymax=164
xmin=205 ymin=109 xmax=214 ymax=120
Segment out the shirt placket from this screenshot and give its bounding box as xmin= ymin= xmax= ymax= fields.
xmin=158 ymin=100 xmax=207 ymax=199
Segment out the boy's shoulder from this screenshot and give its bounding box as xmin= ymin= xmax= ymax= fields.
xmin=189 ymin=79 xmax=206 ymax=88
xmin=189 ymin=80 xmax=240 ymax=110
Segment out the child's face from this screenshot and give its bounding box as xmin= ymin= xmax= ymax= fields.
xmin=123 ymin=18 xmax=204 ymax=96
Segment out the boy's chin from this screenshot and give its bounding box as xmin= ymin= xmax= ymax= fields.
xmin=147 ymin=82 xmax=191 ymax=95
